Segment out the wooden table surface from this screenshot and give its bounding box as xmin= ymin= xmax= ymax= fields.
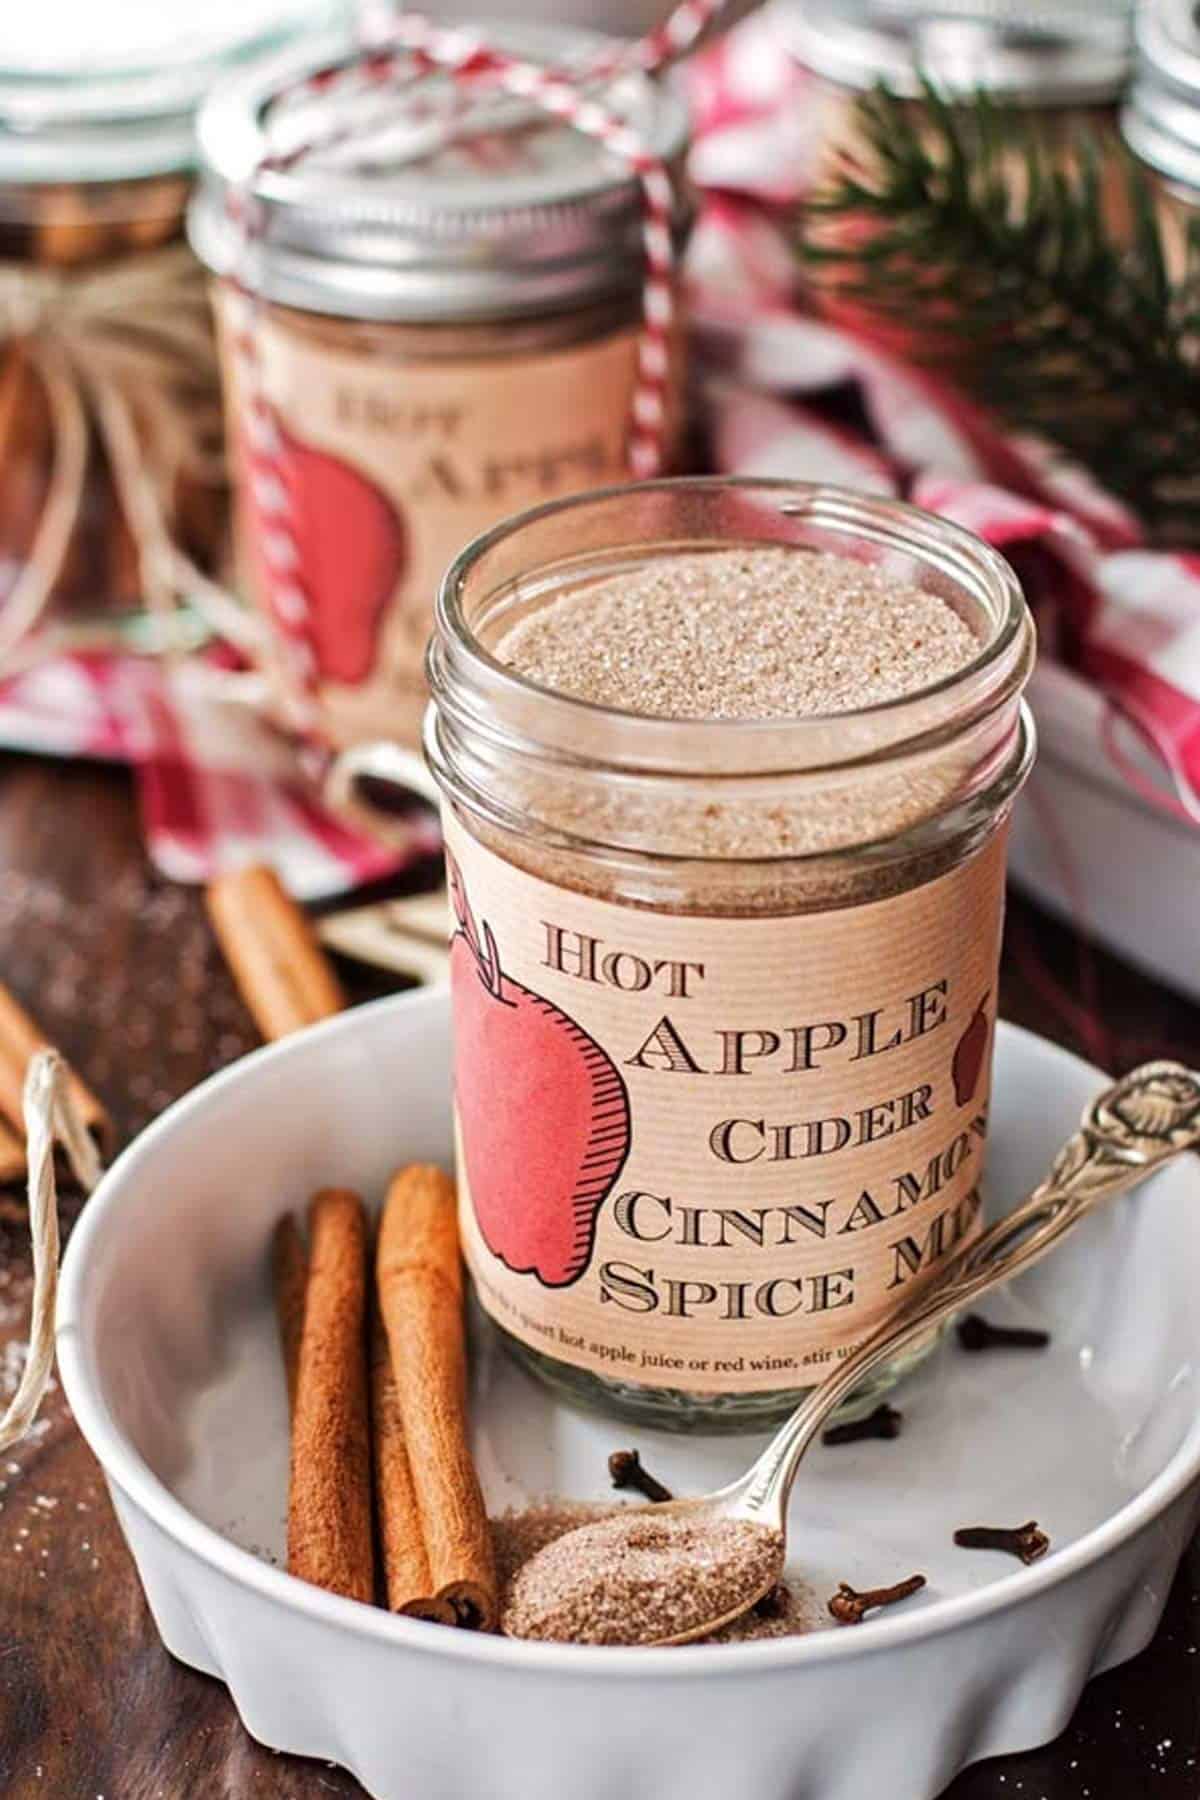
xmin=1 ymin=753 xmax=1198 ymax=1800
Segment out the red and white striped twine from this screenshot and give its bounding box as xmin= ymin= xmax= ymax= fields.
xmin=589 ymin=0 xmax=728 ymax=76
xmin=226 ymin=1 xmax=726 ymax=734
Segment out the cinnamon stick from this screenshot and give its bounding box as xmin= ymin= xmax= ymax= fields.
xmin=288 ymin=1188 xmax=374 ymax=1603
xmin=272 ymin=1213 xmax=307 ymax=1417
xmin=205 ymin=865 xmax=345 ymax=1042
xmin=0 ymin=980 xmax=111 ymax=1154
xmin=377 ymin=1165 xmax=497 ymax=1631
xmin=370 ymin=1307 xmax=453 ymax=1623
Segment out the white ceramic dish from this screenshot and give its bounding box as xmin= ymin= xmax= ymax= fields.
xmin=1010 ymin=662 xmax=1200 ymax=1001
xmin=57 ymin=993 xmax=1200 ymax=1800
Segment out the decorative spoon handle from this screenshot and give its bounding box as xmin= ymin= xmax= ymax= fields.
xmin=732 ymin=1060 xmax=1200 ymax=1525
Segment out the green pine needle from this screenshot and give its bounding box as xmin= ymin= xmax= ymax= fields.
xmin=802 ymin=85 xmax=1200 ymax=541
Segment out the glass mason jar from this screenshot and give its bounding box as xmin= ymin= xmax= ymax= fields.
xmin=772 ymin=0 xmax=1133 ymax=355
xmin=415 ymin=477 xmax=1036 ymax=1431
xmin=189 ymin=26 xmax=691 ymax=751
xmin=1121 ymin=0 xmax=1200 ymax=283
xmin=0 ymin=2 xmax=340 ymax=650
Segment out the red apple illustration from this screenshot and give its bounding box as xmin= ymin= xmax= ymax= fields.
xmin=448 ymin=855 xmax=632 ymax=1289
xmin=952 ymin=992 xmax=991 ymax=1108
xmin=250 ymin=417 xmax=407 ymax=685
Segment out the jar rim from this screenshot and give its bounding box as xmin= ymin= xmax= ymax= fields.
xmin=0 ymin=2 xmax=344 ymax=184
xmin=430 ymin=476 xmax=1035 ymax=781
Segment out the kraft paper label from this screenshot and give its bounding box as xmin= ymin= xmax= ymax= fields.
xmin=224 ymin=298 xmax=650 ymax=748
xmin=444 ymin=814 xmax=1009 ymax=1394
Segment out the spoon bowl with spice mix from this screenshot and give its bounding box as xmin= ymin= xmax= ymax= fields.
xmin=503 ymin=1059 xmax=1200 ymax=1646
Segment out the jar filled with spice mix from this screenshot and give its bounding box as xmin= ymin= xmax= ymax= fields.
xmin=0 ymin=0 xmax=341 ymax=660
xmin=188 ymin=27 xmax=692 ymax=751
xmin=1121 ymin=0 xmax=1200 ymax=278
xmin=346 ymin=477 xmax=1035 ymax=1430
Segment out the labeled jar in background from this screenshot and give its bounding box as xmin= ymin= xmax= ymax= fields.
xmin=416 ymin=478 xmax=1036 ymax=1430
xmin=0 ymin=0 xmax=340 ymax=646
xmin=189 ymin=27 xmax=692 ymax=752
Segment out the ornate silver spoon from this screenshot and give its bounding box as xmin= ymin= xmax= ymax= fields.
xmin=503 ymin=1061 xmax=1200 ymax=1647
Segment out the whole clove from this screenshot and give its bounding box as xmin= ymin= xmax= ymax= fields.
xmin=753 ymin=1581 xmax=791 ymax=1619
xmin=822 ymin=1403 xmax=903 ymax=1446
xmin=607 ymin=1448 xmax=673 ymax=1504
xmin=953 ymin=1520 xmax=1050 ymax=1564
xmin=828 ymin=1574 xmax=926 ymax=1626
xmin=957 ymin=1313 xmax=1051 ymax=1353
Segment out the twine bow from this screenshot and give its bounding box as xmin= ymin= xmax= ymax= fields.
xmin=0 ymin=242 xmax=249 ymax=672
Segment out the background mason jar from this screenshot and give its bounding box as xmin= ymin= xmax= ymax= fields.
xmin=189 ymin=24 xmax=692 ymax=751
xmin=0 ymin=0 xmax=342 ymax=655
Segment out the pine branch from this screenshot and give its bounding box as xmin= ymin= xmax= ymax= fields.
xmin=802 ymin=86 xmax=1200 ymax=541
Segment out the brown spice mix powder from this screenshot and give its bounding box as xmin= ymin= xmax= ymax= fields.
xmin=496 ymin=548 xmax=979 ymax=719
xmin=479 ymin=546 xmax=993 ymax=890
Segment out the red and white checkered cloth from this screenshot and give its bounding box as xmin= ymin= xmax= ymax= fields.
xmin=0 ymin=650 xmax=437 ymax=900
xmin=0 ymin=6 xmax=1195 ymax=901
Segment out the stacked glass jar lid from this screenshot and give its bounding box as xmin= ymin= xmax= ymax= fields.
xmin=188 ymin=25 xmax=692 ymax=751
xmin=1122 ymin=0 xmax=1200 ymax=210
xmin=0 ymin=0 xmax=342 ymax=648
xmin=0 ymin=0 xmax=345 ymax=199
xmin=772 ymin=0 xmax=1134 ymax=107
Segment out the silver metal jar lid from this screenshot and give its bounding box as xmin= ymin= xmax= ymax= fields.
xmin=771 ymin=0 xmax=1133 ymax=105
xmin=1121 ymin=0 xmax=1200 ymax=195
xmin=188 ymin=21 xmax=692 ymax=324
xmin=0 ymin=0 xmax=344 ymax=185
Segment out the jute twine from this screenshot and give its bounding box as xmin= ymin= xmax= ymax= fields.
xmin=0 ymin=1052 xmax=102 ymax=1454
xmin=0 ymin=243 xmax=254 ymax=675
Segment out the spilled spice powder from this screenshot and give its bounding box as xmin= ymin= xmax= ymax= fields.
xmin=716 ymin=1579 xmax=820 ymax=1643
xmin=498 ymin=1505 xmax=785 ymax=1646
xmin=492 ymin=1502 xmax=605 ymax=1587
